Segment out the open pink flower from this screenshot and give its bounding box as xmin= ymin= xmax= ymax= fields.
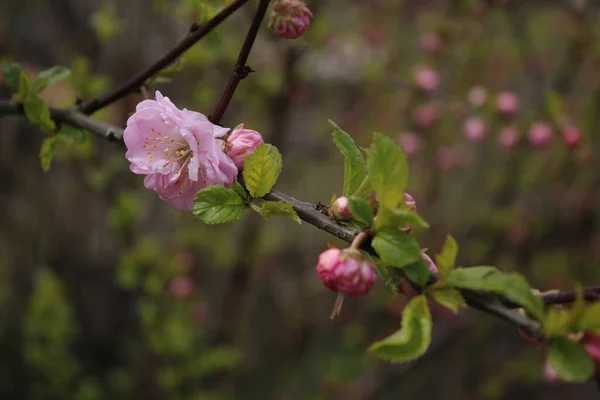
xmin=124 ymin=91 xmax=238 ymax=210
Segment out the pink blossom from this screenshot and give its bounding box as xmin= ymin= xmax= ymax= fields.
xmin=583 ymin=333 xmax=600 ymax=363
xmin=498 ymin=127 xmax=519 ymax=150
xmin=404 ymin=192 xmax=417 ymax=211
xmin=316 ymin=248 xmax=376 ymax=297
xmin=225 ymin=123 xmax=264 ymax=169
xmin=463 ymin=116 xmax=487 ymax=142
xmin=169 ymin=275 xmax=195 ymax=299
xmin=329 ymin=196 xmax=352 ymax=221
xmin=543 ymin=361 xmax=561 ymax=383
xmin=414 ymin=104 xmax=440 ymax=129
xmin=561 ymin=124 xmax=582 ymax=148
xmin=124 ymin=91 xmax=238 ymax=210
xmin=467 ymin=86 xmax=488 ymax=108
xmin=528 ymin=122 xmax=553 ymax=148
xmin=422 ymin=252 xmax=438 ymax=274
xmin=397 ymin=132 xmax=421 ymax=156
xmin=269 ymin=0 xmax=312 ymax=39
xmin=414 ymin=65 xmax=440 ymax=93
xmin=496 ymin=91 xmax=520 ymax=116
xmin=420 ymin=32 xmax=443 ymax=54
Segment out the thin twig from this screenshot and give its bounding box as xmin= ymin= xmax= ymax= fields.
xmin=504 ymin=285 xmax=600 ymax=308
xmin=209 ymin=0 xmax=271 ymax=124
xmin=78 ymin=0 xmax=252 ymax=115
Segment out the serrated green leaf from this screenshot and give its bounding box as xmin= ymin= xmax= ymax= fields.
xmin=1 ymin=62 xmax=23 ymax=90
xmin=243 ymin=143 xmax=282 ymax=198
xmin=250 ymin=201 xmax=301 ymax=224
xmin=376 ymin=205 xmax=429 ymax=230
xmin=23 ymin=92 xmax=56 ymax=133
xmin=347 ymin=196 xmax=374 ymax=224
xmin=429 ymin=288 xmax=466 ymax=313
xmin=193 ymin=185 xmax=246 ymax=224
xmin=447 ymin=267 xmax=544 ymax=321
xmin=372 ymin=227 xmax=421 ymax=268
xmin=435 ymin=235 xmax=458 ymax=281
xmin=352 ymin=176 xmax=373 ymax=198
xmin=13 ymin=70 xmax=32 ymax=102
xmin=403 ymin=257 xmax=430 ymax=287
xmin=32 ymin=66 xmax=71 ymax=92
xmin=329 ymin=120 xmax=367 ymax=196
xmin=368 ymin=133 xmax=409 ymax=208
xmin=369 ymin=295 xmax=432 ymax=362
xmin=547 ymin=338 xmax=594 ymax=383
xmin=575 ymin=303 xmax=600 ymax=332
xmin=231 ymin=182 xmax=248 ymax=200
xmin=39 ymin=136 xmax=57 ymax=172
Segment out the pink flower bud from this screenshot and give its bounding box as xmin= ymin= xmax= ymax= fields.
xmin=497 ymin=127 xmax=519 ymax=150
xmin=413 ymin=65 xmax=440 ymax=93
xmin=467 ymin=86 xmax=488 ymax=108
xmin=414 ymin=104 xmax=440 ymax=129
xmin=269 ymin=0 xmax=312 ymax=39
xmin=420 ymin=32 xmax=443 ymax=54
xmin=496 ymin=91 xmax=520 ymax=117
xmin=316 ymin=248 xmax=376 ymax=297
xmin=528 ymin=122 xmax=553 ymax=148
xmin=169 ymin=275 xmax=195 ymax=299
xmin=463 ymin=116 xmax=487 ymax=142
xmin=561 ymin=124 xmax=582 ymax=148
xmin=422 ymin=252 xmax=437 ymax=274
xmin=397 ymin=132 xmax=421 ymax=156
xmin=543 ymin=361 xmax=561 ymax=383
xmin=404 ymin=192 xmax=417 ymax=211
xmin=583 ymin=333 xmax=600 ymax=363
xmin=329 ymin=196 xmax=352 ymax=221
xmin=225 ymin=123 xmax=264 ymax=170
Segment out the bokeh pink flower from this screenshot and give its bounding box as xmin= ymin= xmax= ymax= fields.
xmin=561 ymin=124 xmax=582 ymax=148
xmin=124 ymin=91 xmax=238 ymax=210
xmin=528 ymin=122 xmax=553 ymax=148
xmin=464 ymin=116 xmax=487 ymax=142
xmin=397 ymin=132 xmax=421 ymax=156
xmin=498 ymin=127 xmax=519 ymax=150
xmin=413 ymin=65 xmax=440 ymax=93
xmin=269 ymin=0 xmax=313 ymax=39
xmin=496 ymin=91 xmax=520 ymax=117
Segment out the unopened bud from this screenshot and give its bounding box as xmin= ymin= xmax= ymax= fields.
xmin=269 ymin=0 xmax=313 ymax=39
xmin=561 ymin=124 xmax=582 ymax=149
xmin=496 ymin=91 xmax=520 ymax=117
xmin=329 ymin=196 xmax=352 ymax=221
xmin=463 ymin=116 xmax=487 ymax=142
xmin=225 ymin=123 xmax=264 ymax=170
xmin=528 ymin=122 xmax=553 ymax=148
xmin=315 ymin=248 xmax=376 ymax=297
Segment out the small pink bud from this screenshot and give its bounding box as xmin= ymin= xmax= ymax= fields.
xmin=169 ymin=275 xmax=195 ymax=299
xmin=404 ymin=192 xmax=417 ymax=211
xmin=561 ymin=124 xmax=582 ymax=148
xmin=316 ymin=248 xmax=376 ymax=297
xmin=497 ymin=127 xmax=519 ymax=150
xmin=397 ymin=132 xmax=421 ymax=156
xmin=463 ymin=116 xmax=487 ymax=142
xmin=496 ymin=91 xmax=520 ymax=117
xmin=583 ymin=333 xmax=600 ymax=363
xmin=413 ymin=65 xmax=440 ymax=93
xmin=422 ymin=252 xmax=437 ymax=274
xmin=414 ymin=104 xmax=440 ymax=129
xmin=467 ymin=86 xmax=488 ymax=108
xmin=225 ymin=123 xmax=264 ymax=170
xmin=419 ymin=32 xmax=443 ymax=54
xmin=528 ymin=122 xmax=553 ymax=148
xmin=543 ymin=361 xmax=561 ymax=383
xmin=329 ymin=196 xmax=352 ymax=221
xmin=269 ymin=0 xmax=312 ymax=39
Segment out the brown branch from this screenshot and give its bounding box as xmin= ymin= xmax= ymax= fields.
xmin=504 ymin=285 xmax=600 ymax=308
xmin=209 ymin=0 xmax=271 ymax=124
xmin=78 ymin=0 xmax=252 ymax=115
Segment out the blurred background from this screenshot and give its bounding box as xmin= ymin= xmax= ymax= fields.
xmin=1 ymin=0 xmax=600 ymax=398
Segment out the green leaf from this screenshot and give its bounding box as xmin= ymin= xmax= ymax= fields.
xmin=376 ymin=205 xmax=429 ymax=230
xmin=329 ymin=120 xmax=367 ymax=196
xmin=56 ymin=125 xmax=87 ymax=144
xmin=372 ymin=227 xmax=422 ymax=269
xmin=576 ymin=302 xmax=600 ymax=332
xmin=13 ymin=70 xmax=32 ymax=102
xmin=250 ymin=201 xmax=301 ymax=224
xmin=23 ymin=92 xmax=56 ymax=133
xmin=369 ymin=295 xmax=432 ymax=362
xmin=403 ymin=257 xmax=430 ymax=287
xmin=435 ymin=235 xmax=458 ymax=281
xmin=192 ymin=185 xmax=246 ymax=224
xmin=429 ymin=288 xmax=466 ymax=313
xmin=39 ymin=136 xmax=57 ymax=172
xmin=231 ymin=182 xmax=248 ymax=201
xmin=446 ymin=267 xmax=544 ymax=321
xmin=347 ymin=196 xmax=374 ymax=224
xmin=547 ymin=338 xmax=594 ymax=383
xmin=367 ymin=133 xmax=409 ymax=208
xmin=32 ymin=66 xmax=71 ymax=92
xmin=546 ymin=90 xmax=563 ymax=121
xmin=243 ymin=143 xmax=282 ymax=198
xmin=1 ymin=62 xmax=23 ymax=90
xmin=352 ymin=176 xmax=373 ymax=198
